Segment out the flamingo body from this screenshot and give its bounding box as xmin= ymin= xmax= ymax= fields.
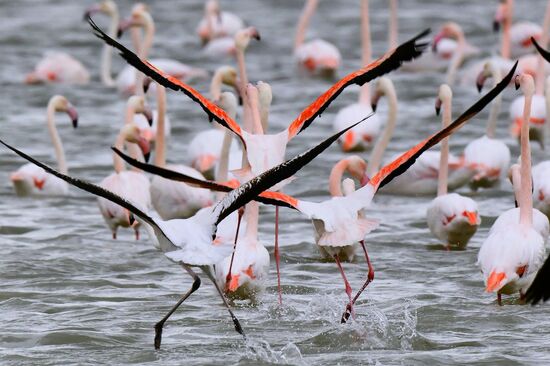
xmin=295 ymin=39 xmax=341 ymax=74
xmin=10 ymin=164 xmax=68 ymax=196
xmin=26 ymin=53 xmax=90 ymax=84
xmin=509 ymin=94 xmax=546 ymax=145
xmin=187 ymin=129 xmax=240 ymax=178
xmin=510 ymin=22 xmax=542 ymax=58
xmin=196 ymin=11 xmax=245 ymax=41
xmin=464 ymin=135 xmax=511 ymax=189
xmin=333 ymin=103 xmax=381 ymax=151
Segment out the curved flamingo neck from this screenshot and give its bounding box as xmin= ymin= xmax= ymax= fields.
xmin=367 ymin=82 xmax=397 ymax=177
xmin=329 ymin=159 xmax=350 ymax=197
xmin=294 ymin=0 xmax=318 ymax=50
xmin=535 ymin=0 xmax=550 ymax=94
xmin=520 ymin=82 xmax=534 ymax=227
xmin=486 ymin=63 xmax=502 ymax=138
xmin=359 ymin=0 xmax=371 ymax=104
xmin=46 ymin=102 xmax=68 ymax=175
xmin=101 ymin=9 xmax=119 ymax=87
xmin=388 ymin=0 xmax=398 ymax=49
xmin=154 ymin=85 xmax=167 ymax=167
xmin=437 ymin=91 xmax=452 ymax=196
xmin=445 ymin=32 xmax=465 ymax=85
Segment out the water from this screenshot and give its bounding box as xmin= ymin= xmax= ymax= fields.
xmin=1 ymin=0 xmax=550 ymax=365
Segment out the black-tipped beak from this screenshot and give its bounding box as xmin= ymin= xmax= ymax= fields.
xmin=143 ymin=152 xmax=150 ymax=163
xmin=493 ymin=20 xmax=500 ymax=32
xmin=435 ymin=98 xmax=442 ymax=116
xmin=514 ymin=76 xmax=520 ymax=90
xmin=249 ymin=27 xmax=261 ymax=41
xmin=143 ymin=108 xmax=154 ymax=126
xmin=371 ymin=103 xmax=377 ymax=112
xmin=143 ymin=77 xmax=152 ymax=94
xmin=432 ymin=33 xmax=443 ymax=52
xmin=371 ymin=92 xmax=381 ymax=112
xmin=83 ymin=5 xmax=101 ymax=21
xmin=475 ymin=73 xmax=487 ymax=93
xmin=129 ymin=213 xmax=136 ymax=225
xmin=66 ymin=105 xmax=79 ymax=128
xmin=117 ymin=18 xmax=133 ymax=38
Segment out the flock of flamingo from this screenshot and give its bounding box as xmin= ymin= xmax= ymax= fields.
xmin=5 ymin=0 xmax=550 ymax=349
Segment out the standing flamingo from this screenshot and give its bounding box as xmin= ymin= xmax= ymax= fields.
xmin=465 ymin=61 xmax=511 ymax=190
xmin=196 ymin=0 xmax=244 ymax=45
xmin=0 ymin=112 xmax=363 ymax=349
xmin=293 ymin=0 xmax=341 ymax=76
xmin=426 ymin=84 xmax=480 ymax=250
xmin=10 ymin=95 xmax=78 ymax=196
xmin=333 ymin=0 xmax=381 ymax=152
xmin=97 ymin=96 xmax=152 ymax=240
xmin=477 ymin=73 xmax=548 ymax=306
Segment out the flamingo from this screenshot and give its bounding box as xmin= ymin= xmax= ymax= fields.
xmin=115 ymin=66 xmax=514 ymax=322
xmin=332 ymin=0 xmax=382 ymax=152
xmin=84 ymin=0 xmax=119 ymax=86
xmin=293 ymin=0 xmax=341 ymax=76
xmin=10 ymin=95 xmax=78 ymax=196
xmin=0 ymin=112 xmax=363 ymax=349
xmin=196 ymin=0 xmax=244 ymax=45
xmin=464 ymin=61 xmax=511 ymax=190
xmin=426 ymin=84 xmax=480 ymax=250
xmin=508 ymin=1 xmax=550 ymax=148
xmin=25 ymin=52 xmax=89 ymax=85
xmin=478 ymin=73 xmax=548 ymax=306
xmin=111 ymin=5 xmax=206 ymax=96
xmin=97 ymin=96 xmax=152 ymax=240
xmin=187 ymin=66 xmax=241 ymax=178
xmin=147 ymin=84 xmax=213 ymax=221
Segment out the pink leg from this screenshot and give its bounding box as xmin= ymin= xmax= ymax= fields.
xmin=334 ymin=254 xmax=354 ymax=319
xmin=274 ymin=206 xmax=282 ymax=305
xmin=226 ymin=208 xmax=244 ymax=290
xmin=497 ymin=292 xmax=502 ymax=306
xmin=519 ymin=290 xmax=526 ymax=304
xmin=135 ymin=228 xmax=140 ymax=241
xmin=341 ymin=240 xmax=374 ymax=324
xmin=112 ymin=232 xmax=117 ymax=240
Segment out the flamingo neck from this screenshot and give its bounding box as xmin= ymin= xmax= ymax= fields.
xmin=210 ymin=71 xmax=224 ymax=101
xmin=121 ymin=104 xmax=141 ymax=172
xmin=154 ymin=85 xmax=167 ymax=167
xmin=388 ymin=0 xmax=398 ymax=49
xmin=329 ymin=159 xmax=350 ymax=197
xmin=134 ymin=15 xmax=155 ymax=97
xmin=367 ymin=85 xmax=397 ymax=177
xmin=294 ymin=0 xmax=318 ymax=50
xmin=519 ymin=88 xmax=533 ymax=227
xmin=101 ymin=9 xmax=119 ymax=87
xmin=445 ymin=34 xmax=465 ymax=85
xmin=236 ymin=50 xmax=252 ymax=133
xmin=113 ymin=130 xmax=127 ymax=173
xmin=500 ymin=0 xmax=512 ymax=59
xmin=535 ymin=0 xmax=550 ymax=94
xmin=248 ymin=86 xmax=264 ymax=135
xmin=486 ymin=64 xmax=502 ymax=138
xmin=216 ymin=129 xmax=233 ymax=184
xmin=359 ymin=0 xmax=371 ymax=104
xmin=437 ymin=95 xmax=452 ymax=196
xmin=243 ymin=201 xmax=259 ymax=241
xmin=46 ymin=103 xmax=68 ymax=175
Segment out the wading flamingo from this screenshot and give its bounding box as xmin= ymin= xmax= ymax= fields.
xmin=196 ymin=0 xmax=244 ymax=45
xmin=426 ymin=84 xmax=480 ymax=250
xmin=25 ymin=53 xmax=89 ymax=85
xmin=477 ymin=73 xmax=548 ymax=306
xmin=10 ymin=95 xmax=78 ymax=196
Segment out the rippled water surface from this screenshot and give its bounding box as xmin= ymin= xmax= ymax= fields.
xmin=1 ymin=0 xmax=550 ymax=365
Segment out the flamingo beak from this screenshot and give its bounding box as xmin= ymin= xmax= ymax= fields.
xmin=435 ymin=97 xmax=442 ymax=116
xmin=117 ymin=18 xmax=134 ymax=38
xmin=249 ymin=27 xmax=261 ymax=41
xmin=142 ymin=108 xmax=154 ymax=126
xmin=485 ymin=271 xmax=506 ymax=292
xmin=493 ymin=4 xmax=506 ymax=32
xmin=476 ymin=72 xmax=487 ymax=93
xmin=66 ymin=104 xmax=79 ymax=128
xmin=463 ymin=211 xmax=479 ymax=225
xmin=143 ymin=77 xmax=152 ymax=94
xmin=128 ymin=212 xmax=136 ymax=226
xmin=360 ymin=173 xmax=370 ymax=186
xmin=83 ymin=4 xmax=101 ymax=21
xmin=432 ymin=32 xmax=444 ymax=52
xmin=136 ymin=136 xmax=151 ymax=162
xmin=514 ymin=75 xmax=521 ymax=90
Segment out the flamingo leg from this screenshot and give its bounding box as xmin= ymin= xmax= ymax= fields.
xmin=226 ymin=207 xmax=244 ymax=290
xmin=274 ymin=206 xmax=282 ymax=305
xmin=205 ymin=268 xmax=246 ymax=338
xmin=334 ymin=254 xmax=354 ymax=319
xmin=135 ymin=228 xmax=140 ymax=241
xmin=154 ymin=263 xmax=201 ymax=349
xmin=497 ymin=292 xmax=502 ymax=306
xmin=341 ymin=240 xmax=374 ymax=324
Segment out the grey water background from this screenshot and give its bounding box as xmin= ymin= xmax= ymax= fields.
xmin=1 ymin=0 xmax=550 ymax=365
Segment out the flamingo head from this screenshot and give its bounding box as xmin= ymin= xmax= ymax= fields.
xmin=128 ymin=96 xmax=153 ymax=126
xmin=234 ymin=27 xmax=261 ymax=52
xmin=435 ymin=84 xmax=452 ymax=116
xmin=257 ymin=81 xmax=273 ymax=111
xmin=49 ymin=95 xmax=78 ymax=128
xmin=515 ymin=73 xmax=535 ymax=94
xmin=432 ymin=22 xmax=463 ymax=52
xmin=216 ymin=91 xmax=238 ymax=120
xmin=118 ymin=3 xmax=152 ymax=37
xmin=83 ymin=1 xmax=117 ymax=20
xmin=345 ymin=155 xmax=369 ymax=186
xmin=371 ymin=77 xmax=393 ymax=112
xmin=122 ymin=123 xmax=151 ymax=162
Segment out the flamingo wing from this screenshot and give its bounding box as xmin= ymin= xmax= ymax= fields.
xmin=88 ymin=16 xmax=246 ymax=148
xmin=0 ymin=139 xmax=168 ymax=242
xmin=212 ymin=116 xmax=371 ymax=224
xmin=525 ymin=253 xmax=550 ymax=304
xmin=112 ymin=147 xmax=297 ymax=210
xmin=286 ymin=29 xmax=430 ymax=140
xmin=532 ymin=37 xmax=550 ymax=63
xmin=369 ymin=62 xmax=517 ymax=191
